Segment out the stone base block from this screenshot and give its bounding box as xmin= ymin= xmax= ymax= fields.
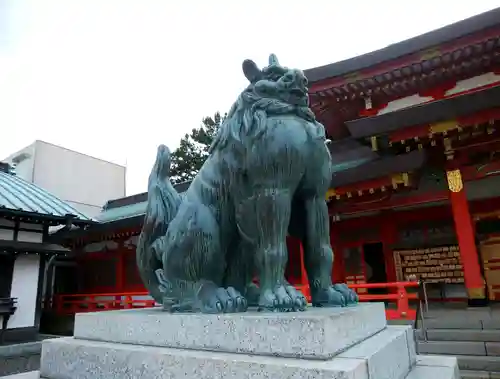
xmin=73 ymin=303 xmax=386 ymax=359
xmin=2 ymin=373 xmax=41 ymax=379
xmin=40 ymin=337 xmax=369 ymax=379
xmin=39 ymin=325 xmax=416 ymax=379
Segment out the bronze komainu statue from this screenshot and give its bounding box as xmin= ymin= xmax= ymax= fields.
xmin=137 ymin=54 xmax=358 ymax=313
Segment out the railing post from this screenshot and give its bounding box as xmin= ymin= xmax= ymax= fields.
xmin=396 ymin=284 xmax=409 ymax=319
xmin=125 ymin=295 xmax=132 ymax=309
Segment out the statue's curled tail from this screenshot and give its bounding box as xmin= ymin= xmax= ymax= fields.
xmin=136 ymin=145 xmax=182 ymax=304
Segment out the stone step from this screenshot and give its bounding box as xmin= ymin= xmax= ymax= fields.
xmin=73 ymin=303 xmax=387 ymax=359
xmin=422 ymin=312 xmax=500 ymax=330
xmin=423 ymin=318 xmax=484 ymax=330
xmin=419 ymin=329 xmax=500 ymax=342
xmin=419 ymin=341 xmax=487 ymax=356
xmin=418 ymin=340 xmax=500 ymax=357
xmin=40 ymin=326 xmax=415 ymax=379
xmin=483 ymin=319 xmax=500 ymax=330
xmin=460 ymin=370 xmax=492 ymax=378
xmin=455 ymin=355 xmax=500 ymax=373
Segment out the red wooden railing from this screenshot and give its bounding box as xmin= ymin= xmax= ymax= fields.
xmin=47 ymin=292 xmax=156 ymax=314
xmin=350 ymin=281 xmax=419 ymax=320
xmin=48 ymin=281 xmax=419 ymax=320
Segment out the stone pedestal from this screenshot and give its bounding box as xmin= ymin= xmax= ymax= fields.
xmin=6 ymin=303 xmax=459 ymax=379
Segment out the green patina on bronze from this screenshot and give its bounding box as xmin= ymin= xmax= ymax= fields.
xmin=136 ymin=54 xmax=358 ymax=313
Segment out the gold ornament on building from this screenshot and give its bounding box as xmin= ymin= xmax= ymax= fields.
xmin=446 ymin=169 xmax=463 ymax=193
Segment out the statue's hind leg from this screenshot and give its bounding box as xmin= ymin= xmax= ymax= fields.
xmin=236 ymin=189 xmax=307 ymax=312
xmin=223 ymin=239 xmax=260 ymax=306
xmin=163 ymin=203 xmax=247 ymax=313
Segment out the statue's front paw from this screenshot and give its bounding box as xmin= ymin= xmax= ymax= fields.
xmin=311 ymin=286 xmax=346 ymax=308
xmin=333 ymin=283 xmax=358 ymax=306
xmin=258 ymin=284 xmax=307 ymax=312
xmin=197 ymin=284 xmax=248 ymax=314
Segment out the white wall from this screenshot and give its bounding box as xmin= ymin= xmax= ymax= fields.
xmin=8 ymin=254 xmax=40 ymax=329
xmin=32 ymin=141 xmax=126 ymax=217
xmin=3 ymin=140 xmax=127 ymax=218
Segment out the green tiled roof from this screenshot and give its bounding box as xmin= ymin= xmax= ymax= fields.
xmin=96 ymin=201 xmax=147 ymax=223
xmin=95 ymin=181 xmax=190 ymax=224
xmin=0 ymin=170 xmax=93 ymax=223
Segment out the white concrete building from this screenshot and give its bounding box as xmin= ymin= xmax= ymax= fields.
xmin=3 ymin=140 xmax=126 ymax=218
xmin=0 ymin=162 xmax=94 ymax=343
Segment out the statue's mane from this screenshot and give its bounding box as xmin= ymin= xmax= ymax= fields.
xmin=209 ymin=87 xmax=321 ymax=154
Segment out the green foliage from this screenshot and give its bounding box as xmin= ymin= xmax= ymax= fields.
xmin=169 ymin=112 xmax=225 ymax=184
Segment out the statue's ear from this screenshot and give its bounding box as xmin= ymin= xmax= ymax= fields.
xmin=269 ymin=54 xmax=279 ymax=66
xmin=242 ymin=59 xmax=262 ymax=83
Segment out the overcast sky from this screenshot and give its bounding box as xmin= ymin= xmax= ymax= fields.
xmin=1 ymin=0 xmax=499 ymax=196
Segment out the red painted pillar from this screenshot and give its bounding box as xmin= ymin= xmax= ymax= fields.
xmin=447 ymin=169 xmax=485 ymax=300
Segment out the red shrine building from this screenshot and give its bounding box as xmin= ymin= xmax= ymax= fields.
xmin=49 ymin=8 xmax=500 ymax=316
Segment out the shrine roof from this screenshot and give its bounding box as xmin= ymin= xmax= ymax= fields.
xmin=96 ymin=200 xmax=147 ymax=223
xmin=331 ymin=150 xmax=426 ymax=188
xmin=304 ymin=7 xmax=500 ymax=84
xmin=96 ymin=181 xmax=190 ymax=224
xmin=328 ymin=138 xmax=378 ymax=167
xmin=346 ymin=84 xmax=500 ymax=138
xmin=0 ymin=165 xmax=94 ymax=226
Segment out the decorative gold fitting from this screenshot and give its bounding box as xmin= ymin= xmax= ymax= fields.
xmin=370 ymin=136 xmax=378 ymax=151
xmin=446 ymin=169 xmax=463 ymax=193
xmin=402 ymin=173 xmax=410 ymax=186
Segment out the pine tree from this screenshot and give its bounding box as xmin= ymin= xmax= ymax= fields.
xmin=169 ymin=112 xmax=224 ymax=184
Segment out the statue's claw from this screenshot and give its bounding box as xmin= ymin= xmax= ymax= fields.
xmin=333 ymin=283 xmax=358 ymax=305
xmin=310 ymin=285 xmax=347 ymax=308
xmin=197 ymin=284 xmax=248 ymax=314
xmin=258 ymin=284 xmax=307 ymax=312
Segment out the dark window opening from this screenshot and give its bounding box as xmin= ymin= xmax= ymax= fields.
xmin=363 ymin=242 xmax=387 ymax=295
xmin=0 ymin=255 xmax=15 ymax=298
